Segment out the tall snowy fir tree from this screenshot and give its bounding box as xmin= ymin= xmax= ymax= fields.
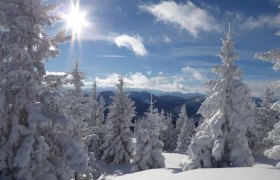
xmin=132 ymin=96 xmax=167 ymax=172
xmin=0 ymin=0 xmax=98 ymax=179
xmin=63 ymin=61 xmax=102 ymax=175
xmin=176 ymin=105 xmax=195 ymax=153
xmin=255 ymin=32 xmax=280 ymax=168
xmin=61 ymin=60 xmax=91 ymax=136
xmin=183 ymin=26 xmax=255 ymax=170
xmin=101 ymin=76 xmax=135 ymax=164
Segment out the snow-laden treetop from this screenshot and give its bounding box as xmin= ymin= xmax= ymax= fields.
xmin=213 ymin=24 xmax=242 ymax=79
xmin=69 ymin=59 xmax=85 ymax=93
xmin=116 ymin=75 xmax=125 ymax=94
xmin=218 ymin=24 xmax=239 ymax=65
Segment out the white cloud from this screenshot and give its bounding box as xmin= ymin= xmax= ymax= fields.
xmin=114 ymin=34 xmax=148 ymax=56
xmin=140 ymin=1 xmax=219 ymax=37
xmin=147 ymin=71 xmax=152 ymax=75
xmin=95 ymin=73 xmax=191 ymax=93
xmin=95 ymin=67 xmax=208 ymax=93
xmin=77 ymin=30 xmax=149 ymax=57
xmin=182 ymin=66 xmax=208 ymax=81
xmin=163 ymin=35 xmax=171 ymax=43
xmin=46 ymin=71 xmax=67 ymax=76
xmin=245 ymin=79 xmax=280 ymax=97
xmin=95 ymin=73 xmax=119 ymax=88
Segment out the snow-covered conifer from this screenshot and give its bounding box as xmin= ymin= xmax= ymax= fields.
xmin=264 ymin=122 xmax=280 ymax=168
xmin=248 ymin=86 xmax=279 ymax=156
xmin=183 ymin=25 xmax=255 ymax=170
xmin=69 ymin=60 xmax=85 ymax=94
xmin=132 ymin=96 xmax=167 ymax=172
xmin=43 ymin=73 xmax=67 ymax=92
xmin=61 ymin=60 xmax=91 ymax=136
xmin=101 ymin=76 xmax=135 ymax=164
xmin=88 ymin=81 xmax=98 ymax=127
xmin=160 ymin=113 xmax=178 ymax=151
xmin=88 ymin=95 xmax=106 ymax=160
xmin=176 ymin=105 xmax=188 ymax=131
xmin=62 ymin=61 xmax=102 ymax=173
xmin=96 ymin=95 xmax=106 ymax=128
xmin=0 ymin=0 xmax=96 ymax=179
xmin=255 ymin=28 xmax=280 ymax=168
xmin=176 ymin=106 xmax=195 ymax=153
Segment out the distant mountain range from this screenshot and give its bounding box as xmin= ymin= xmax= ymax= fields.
xmin=97 ymin=91 xmax=206 ymax=120
xmin=94 ymin=90 xmax=266 ymax=121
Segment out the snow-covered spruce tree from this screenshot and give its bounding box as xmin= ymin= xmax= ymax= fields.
xmin=264 ymin=122 xmax=280 ymax=168
xmin=62 ymin=60 xmax=91 ymax=136
xmin=62 ymin=61 xmax=102 ymax=174
xmin=248 ymin=86 xmax=279 ymax=156
xmin=176 ymin=105 xmax=195 ymax=153
xmin=132 ymin=97 xmax=167 ymax=172
xmin=69 ymin=59 xmax=85 ymax=93
xmin=183 ymin=26 xmax=255 ymax=170
xmin=96 ymin=95 xmax=106 ymax=128
xmin=88 ymin=81 xmax=98 ymax=127
xmin=101 ymin=76 xmax=135 ymax=164
xmin=160 ymin=113 xmax=178 ymax=151
xmin=0 ymin=1 xmax=96 ymax=179
xmin=43 ymin=73 xmax=67 ymax=92
xmin=176 ymin=105 xmax=188 ymax=131
xmin=255 ymin=33 xmax=280 ymax=168
xmin=87 ymin=94 xmax=106 ymax=160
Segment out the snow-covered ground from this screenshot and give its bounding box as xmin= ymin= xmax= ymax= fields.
xmin=98 ymin=152 xmax=280 ymax=180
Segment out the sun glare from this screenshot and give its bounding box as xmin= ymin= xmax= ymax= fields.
xmin=64 ymin=1 xmax=89 ymax=39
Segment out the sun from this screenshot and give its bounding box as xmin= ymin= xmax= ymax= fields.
xmin=63 ymin=1 xmax=89 ymax=38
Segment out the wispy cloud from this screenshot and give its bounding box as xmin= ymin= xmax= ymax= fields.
xmin=114 ymin=34 xmax=148 ymax=56
xmin=140 ymin=1 xmax=219 ymax=37
xmin=241 ymin=14 xmax=280 ymax=30
xmin=95 ymin=55 xmax=126 ymax=58
xmin=225 ymin=11 xmax=280 ymax=32
xmin=270 ymin=0 xmax=280 ymax=5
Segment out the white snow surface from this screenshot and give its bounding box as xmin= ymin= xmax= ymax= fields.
xmin=98 ymin=152 xmax=280 ymax=180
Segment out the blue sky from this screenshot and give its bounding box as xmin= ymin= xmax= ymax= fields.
xmin=45 ymin=0 xmax=280 ymax=95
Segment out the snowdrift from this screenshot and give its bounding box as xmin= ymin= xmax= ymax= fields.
xmin=113 ymin=166 xmax=280 ymax=180
xmin=99 ymin=153 xmax=280 ymax=180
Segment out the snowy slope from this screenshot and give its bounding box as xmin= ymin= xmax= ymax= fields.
xmin=98 ymin=152 xmax=280 ymax=180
